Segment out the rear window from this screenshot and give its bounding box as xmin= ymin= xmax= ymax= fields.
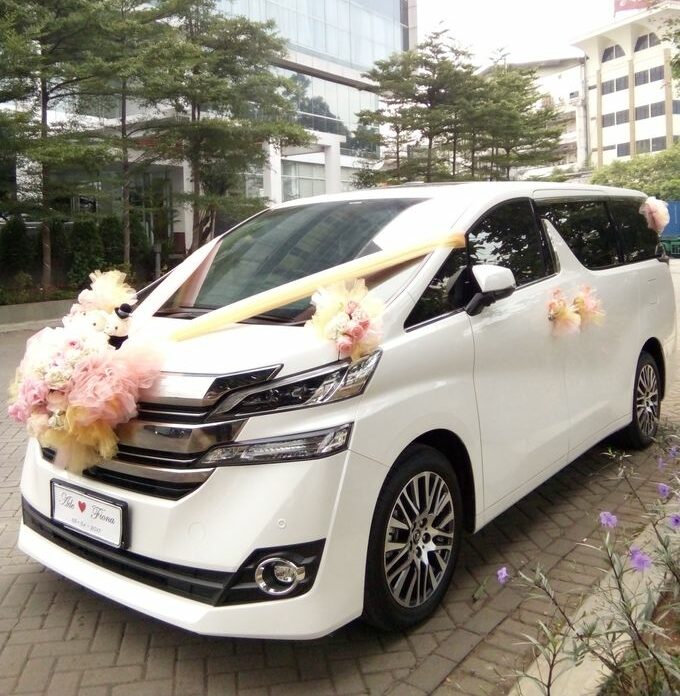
xmin=536 ymin=200 xmax=620 ymax=269
xmin=158 ymin=199 xmax=425 ymax=322
xmin=608 ymin=198 xmax=658 ymax=263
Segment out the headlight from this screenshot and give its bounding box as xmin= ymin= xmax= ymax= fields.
xmin=209 ymin=350 xmax=381 ymax=419
xmin=199 ymin=423 xmax=352 ymax=466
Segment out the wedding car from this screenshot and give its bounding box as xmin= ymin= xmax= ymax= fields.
xmin=17 ymin=182 xmax=676 ymax=638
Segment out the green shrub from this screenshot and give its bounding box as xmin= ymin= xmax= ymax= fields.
xmin=67 ymin=218 xmax=104 ymax=288
xmin=0 ymin=216 xmax=34 ymax=276
xmin=100 ymin=215 xmax=124 ymax=265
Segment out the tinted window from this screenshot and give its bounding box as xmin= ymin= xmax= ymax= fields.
xmin=617 ymin=143 xmax=630 ymax=157
xmin=652 ymin=136 xmax=666 ymax=152
xmin=468 ymin=200 xmax=550 ymax=286
xmin=602 ymin=113 xmax=615 ymax=127
xmin=635 ymin=69 xmax=649 ymax=86
xmin=405 ymin=249 xmax=470 ymax=327
xmin=651 ymin=101 xmax=665 ymax=117
xmin=537 ymin=200 xmax=620 ymax=270
xmin=636 ymin=104 xmax=650 ymax=120
xmin=616 ymin=109 xmax=629 ymax=124
xmin=615 ymin=75 xmax=628 ymax=91
xmin=650 ymin=65 xmax=664 ymax=82
xmin=602 ymin=80 xmax=614 ymax=95
xmin=609 ymin=198 xmax=658 ymax=263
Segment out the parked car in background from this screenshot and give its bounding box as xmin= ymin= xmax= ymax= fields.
xmin=19 ymin=183 xmax=677 ymax=638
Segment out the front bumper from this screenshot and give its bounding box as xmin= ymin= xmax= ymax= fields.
xmin=19 ymin=440 xmax=387 ymax=638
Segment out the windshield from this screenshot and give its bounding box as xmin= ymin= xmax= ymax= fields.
xmin=157 ymin=198 xmax=427 ymax=322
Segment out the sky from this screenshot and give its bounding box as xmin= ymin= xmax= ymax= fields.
xmin=416 ymin=0 xmax=634 ymax=65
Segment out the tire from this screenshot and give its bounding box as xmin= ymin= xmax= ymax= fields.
xmin=620 ymin=351 xmax=661 ymax=449
xmin=362 ymin=444 xmax=463 ymax=631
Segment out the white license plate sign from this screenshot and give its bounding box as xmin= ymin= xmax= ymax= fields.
xmin=51 ymin=481 xmax=126 ymax=548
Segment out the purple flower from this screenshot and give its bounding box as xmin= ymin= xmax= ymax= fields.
xmin=669 ymin=446 xmax=680 ymax=459
xmin=657 ymin=456 xmax=667 ymax=471
xmin=629 ymin=547 xmax=652 ymax=572
xmin=669 ymin=513 xmax=680 ymax=531
xmin=657 ymin=483 xmax=671 ymax=499
xmin=599 ymin=511 xmax=618 ymax=528
xmin=497 ymin=567 xmax=510 ymax=585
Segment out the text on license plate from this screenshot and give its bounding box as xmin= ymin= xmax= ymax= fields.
xmin=51 ymin=481 xmax=125 ymax=548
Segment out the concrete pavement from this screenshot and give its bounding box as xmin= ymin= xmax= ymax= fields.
xmin=0 ymin=264 xmax=678 ymax=696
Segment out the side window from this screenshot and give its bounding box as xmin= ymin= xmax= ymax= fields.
xmin=405 ymin=248 xmax=470 ymax=328
xmin=536 ymin=200 xmax=620 ymax=269
xmin=608 ymin=198 xmax=658 ymax=263
xmin=467 ymin=200 xmax=551 ymax=286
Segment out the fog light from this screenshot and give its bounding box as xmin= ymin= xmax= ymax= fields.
xmin=255 ymin=557 xmax=306 ymax=596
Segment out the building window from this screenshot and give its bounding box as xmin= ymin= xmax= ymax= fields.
xmin=615 ymin=109 xmax=629 ymax=125
xmin=281 ymin=161 xmax=326 ymax=201
xmin=651 ymin=137 xmax=666 ymax=152
xmin=635 ymin=69 xmax=649 ymax=86
xmin=650 ymin=101 xmax=665 ymax=117
xmin=635 ymin=104 xmax=650 ymax=120
xmin=617 ymin=143 xmax=631 ymax=157
xmin=650 ymin=65 xmax=665 ymax=82
xmin=634 ymin=34 xmax=649 ymax=52
xmin=602 ymin=79 xmax=615 ymax=95
xmin=602 ymin=44 xmax=625 ymax=61
xmin=649 ymin=33 xmax=660 ymax=47
xmin=615 ymin=75 xmax=629 ymax=91
xmin=636 ymin=139 xmax=651 ymax=153
xmin=673 ymin=101 xmax=680 ymax=115
xmin=602 ymin=145 xmax=616 ymax=151
xmin=602 ymin=113 xmax=615 ymax=127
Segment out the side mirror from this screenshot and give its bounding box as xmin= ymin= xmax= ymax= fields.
xmin=465 ymin=265 xmax=516 ymax=316
xmin=655 ymin=242 xmax=669 ymax=264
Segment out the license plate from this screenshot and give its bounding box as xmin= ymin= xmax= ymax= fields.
xmin=51 ymin=481 xmax=127 ymax=548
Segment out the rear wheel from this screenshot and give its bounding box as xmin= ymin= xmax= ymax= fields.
xmin=362 ymin=445 xmax=462 ymax=631
xmin=620 ymin=351 xmax=660 ymax=449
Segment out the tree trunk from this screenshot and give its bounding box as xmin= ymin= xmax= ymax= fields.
xmin=426 ymin=136 xmax=433 ymax=183
xmin=40 ymin=78 xmax=51 ymax=290
xmin=121 ymin=79 xmax=131 ymax=267
xmin=190 ymin=155 xmax=201 ymax=252
xmin=395 ymin=129 xmax=401 ymax=181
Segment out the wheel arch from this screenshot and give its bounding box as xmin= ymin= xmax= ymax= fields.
xmin=410 ymin=429 xmax=476 ymax=533
xmin=641 ymin=338 xmax=665 ymax=400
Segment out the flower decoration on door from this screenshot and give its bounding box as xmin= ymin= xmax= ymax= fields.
xmin=640 ymin=197 xmax=670 ymax=234
xmin=307 ymin=279 xmax=384 ymax=361
xmin=548 ymin=286 xmax=605 ymax=336
xmin=7 ymin=271 xmax=161 ymax=475
xmin=548 ymin=289 xmax=581 ymax=336
xmin=573 ymin=285 xmax=605 ymax=326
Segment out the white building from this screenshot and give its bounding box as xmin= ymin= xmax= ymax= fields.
xmin=573 ymin=0 xmax=680 ymax=167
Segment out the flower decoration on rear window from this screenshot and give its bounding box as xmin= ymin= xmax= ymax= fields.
xmin=307 ymin=279 xmax=384 ymax=361
xmin=639 ymin=196 xmax=670 ymax=234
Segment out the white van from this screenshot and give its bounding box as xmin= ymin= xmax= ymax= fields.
xmin=18 ymin=183 xmax=676 ymax=638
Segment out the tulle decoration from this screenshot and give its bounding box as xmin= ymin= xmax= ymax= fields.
xmin=7 ymin=272 xmax=161 ymax=475
xmin=573 ymin=285 xmax=605 ymax=326
xmin=639 ymin=197 xmax=670 ymax=234
xmin=548 ymin=289 xmax=581 ymax=336
xmin=307 ymin=279 xmax=384 ymax=361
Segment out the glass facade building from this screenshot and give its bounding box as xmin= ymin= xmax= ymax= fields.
xmin=221 ymin=0 xmax=413 ymax=202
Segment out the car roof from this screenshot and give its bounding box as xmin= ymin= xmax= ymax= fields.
xmin=274 ymin=181 xmax=647 ymax=209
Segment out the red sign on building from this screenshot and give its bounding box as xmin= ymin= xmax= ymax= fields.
xmin=614 ymin=0 xmax=651 ymax=12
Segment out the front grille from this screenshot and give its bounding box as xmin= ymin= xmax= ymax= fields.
xmin=23 ymin=498 xmax=233 ymax=604
xmin=41 ymin=447 xmax=209 ymax=501
xmin=23 ymin=499 xmax=325 ymax=606
xmin=136 ymin=403 xmax=210 ymax=424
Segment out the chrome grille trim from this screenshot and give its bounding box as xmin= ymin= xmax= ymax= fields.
xmin=94 ymin=458 xmax=214 ymax=484
xmin=116 ymin=418 xmax=247 ymax=455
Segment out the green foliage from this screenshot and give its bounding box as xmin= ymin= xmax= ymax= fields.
xmin=591 ymin=144 xmax=680 ymax=200
xmin=0 ymin=215 xmax=34 ymax=275
xmin=67 ymin=218 xmax=104 ymax=287
xmin=99 ymin=215 xmax=124 ymax=265
xmin=360 ymin=32 xmax=564 ymax=184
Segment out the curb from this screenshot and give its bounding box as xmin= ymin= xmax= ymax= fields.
xmin=0 ymin=318 xmax=62 ymax=334
xmin=506 ymin=523 xmax=667 ymax=696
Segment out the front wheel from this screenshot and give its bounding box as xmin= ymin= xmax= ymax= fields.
xmin=362 ymin=445 xmax=463 ymax=631
xmin=620 ymin=351 xmax=660 ymax=449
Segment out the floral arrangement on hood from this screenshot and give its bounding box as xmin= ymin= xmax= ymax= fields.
xmin=7 ymin=271 xmax=161 ymax=474
xmin=640 ymin=197 xmax=670 ymax=234
xmin=548 ymin=289 xmax=581 ymax=336
xmin=307 ymin=279 xmax=383 ymax=361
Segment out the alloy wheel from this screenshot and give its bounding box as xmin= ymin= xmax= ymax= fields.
xmin=636 ymin=362 xmax=659 ymax=438
xmin=383 ymin=471 xmax=455 ymax=608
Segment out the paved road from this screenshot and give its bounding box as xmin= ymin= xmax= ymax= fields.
xmin=1 ymin=264 xmax=679 ymax=696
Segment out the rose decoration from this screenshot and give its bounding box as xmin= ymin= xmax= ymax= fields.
xmin=7 ymin=271 xmax=161 ymax=474
xmin=548 ymin=289 xmax=581 ymax=336
xmin=307 ymin=279 xmax=383 ymax=361
xmin=573 ymin=285 xmax=605 ymax=326
xmin=639 ymin=197 xmax=670 ymax=234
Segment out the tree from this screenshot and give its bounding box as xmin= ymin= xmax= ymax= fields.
xmin=0 ymin=216 xmax=34 ymax=276
xmin=0 ymin=0 xmax=112 ymax=288
xmin=590 ymin=143 xmax=680 ymax=200
xmin=142 ymin=0 xmax=309 ymax=251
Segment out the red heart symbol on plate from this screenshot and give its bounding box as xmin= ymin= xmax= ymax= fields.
xmin=78 ymin=501 xmax=86 ymax=513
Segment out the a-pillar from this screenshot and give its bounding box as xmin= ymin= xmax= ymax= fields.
xmin=262 ymin=141 xmax=283 ymax=205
